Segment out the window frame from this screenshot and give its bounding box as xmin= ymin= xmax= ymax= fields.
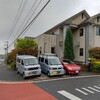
xmin=80 ymin=28 xmax=84 ymax=37
xmin=96 ymin=27 xmax=100 ymax=36
xmin=79 ymin=48 xmax=83 ymax=56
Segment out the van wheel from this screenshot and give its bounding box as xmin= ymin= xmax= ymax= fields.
xmin=23 ymin=73 xmax=26 ymax=79
xmin=47 ymin=71 xmax=50 ymax=77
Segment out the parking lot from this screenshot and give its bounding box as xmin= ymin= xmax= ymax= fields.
xmin=0 ymin=62 xmax=100 ymax=82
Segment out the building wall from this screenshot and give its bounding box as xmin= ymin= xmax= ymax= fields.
xmin=73 ymin=27 xmax=86 ymax=62
xmin=73 ymin=29 xmax=80 ymax=61
xmin=72 ymin=14 xmax=87 ymax=25
xmin=93 ymin=26 xmax=100 ymax=47
xmin=34 ymin=34 xmax=56 ymax=55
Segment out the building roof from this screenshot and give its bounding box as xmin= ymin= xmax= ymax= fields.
xmin=86 ymin=13 xmax=100 ymax=23
xmin=43 ymin=10 xmax=90 ymax=34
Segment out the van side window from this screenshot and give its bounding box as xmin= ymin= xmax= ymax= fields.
xmin=21 ymin=60 xmax=24 ymax=65
xmin=17 ymin=58 xmax=20 ymax=63
xmin=45 ymin=59 xmax=48 ymax=65
xmin=39 ymin=57 xmax=41 ymax=62
xmin=41 ymin=57 xmax=44 ymax=62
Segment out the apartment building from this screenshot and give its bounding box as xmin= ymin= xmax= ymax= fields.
xmin=34 ymin=10 xmax=100 ymax=63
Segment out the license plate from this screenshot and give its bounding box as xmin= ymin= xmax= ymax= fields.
xmin=53 ymin=71 xmax=58 ymax=75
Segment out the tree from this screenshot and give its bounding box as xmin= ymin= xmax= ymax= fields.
xmin=14 ymin=38 xmax=37 ymax=49
xmin=64 ymin=27 xmax=75 ymax=60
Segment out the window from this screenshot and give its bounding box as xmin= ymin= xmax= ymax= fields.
xmin=80 ymin=28 xmax=84 ymax=36
xmin=51 ymin=47 xmax=55 ymax=53
xmin=38 ymin=57 xmax=41 ymax=61
xmin=96 ymin=27 xmax=100 ymax=36
xmin=41 ymin=58 xmax=44 ymax=62
xmin=80 ymin=48 xmax=83 ymax=56
xmin=45 ymin=59 xmax=48 ymax=65
xmin=17 ymin=59 xmax=20 ymax=63
xmin=21 ymin=60 xmax=24 ymax=65
xmin=97 ymin=17 xmax=100 ymax=22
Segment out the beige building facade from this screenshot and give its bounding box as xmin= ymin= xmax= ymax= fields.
xmin=34 ymin=10 xmax=100 ymax=63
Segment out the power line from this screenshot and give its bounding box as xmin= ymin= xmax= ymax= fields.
xmin=7 ymin=0 xmax=28 ymax=41
xmin=9 ymin=0 xmax=50 ymax=48
xmin=9 ymin=0 xmax=41 ymax=45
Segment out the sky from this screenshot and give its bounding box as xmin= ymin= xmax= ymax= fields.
xmin=0 ymin=0 xmax=100 ymax=54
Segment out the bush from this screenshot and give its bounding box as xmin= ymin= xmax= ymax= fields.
xmin=89 ymin=47 xmax=100 ymax=59
xmin=92 ymin=61 xmax=100 ymax=72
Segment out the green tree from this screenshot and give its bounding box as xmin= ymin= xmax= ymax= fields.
xmin=15 ymin=38 xmax=37 ymax=49
xmin=64 ymin=27 xmax=75 ymax=60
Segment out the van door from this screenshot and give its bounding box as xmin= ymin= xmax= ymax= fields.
xmin=44 ymin=59 xmax=49 ymax=73
xmin=19 ymin=60 xmax=25 ymax=74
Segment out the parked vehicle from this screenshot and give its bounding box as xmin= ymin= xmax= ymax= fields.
xmin=16 ymin=55 xmax=41 ymax=78
xmin=39 ymin=53 xmax=64 ymax=76
xmin=61 ymin=58 xmax=81 ymax=74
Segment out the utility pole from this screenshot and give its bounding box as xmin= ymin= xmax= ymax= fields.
xmin=5 ymin=41 xmax=8 ymax=57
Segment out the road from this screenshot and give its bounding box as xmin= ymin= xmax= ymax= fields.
xmin=35 ymin=76 xmax=100 ymax=100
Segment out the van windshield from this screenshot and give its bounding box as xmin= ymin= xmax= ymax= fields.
xmin=24 ymin=58 xmax=38 ymax=66
xmin=49 ymin=58 xmax=61 ymax=65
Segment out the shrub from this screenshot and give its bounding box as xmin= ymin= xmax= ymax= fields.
xmin=92 ymin=61 xmax=100 ymax=72
xmin=89 ymin=47 xmax=100 ymax=59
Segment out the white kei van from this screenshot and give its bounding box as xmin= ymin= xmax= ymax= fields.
xmin=16 ymin=55 xmax=41 ymax=78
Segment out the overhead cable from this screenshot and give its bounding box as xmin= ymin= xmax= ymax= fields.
xmin=7 ymin=0 xmax=28 ymax=40
xmin=9 ymin=0 xmax=50 ymax=48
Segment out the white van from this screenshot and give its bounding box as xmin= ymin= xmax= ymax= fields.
xmin=16 ymin=55 xmax=41 ymax=78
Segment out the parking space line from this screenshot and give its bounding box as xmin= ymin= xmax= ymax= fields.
xmin=58 ymin=90 xmax=82 ymax=100
xmin=94 ymin=86 xmax=100 ymax=90
xmin=82 ymin=88 xmax=94 ymax=93
xmin=88 ymin=87 xmax=100 ymax=92
xmin=75 ymin=88 xmax=88 ymax=95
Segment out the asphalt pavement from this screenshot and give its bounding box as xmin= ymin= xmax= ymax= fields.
xmin=35 ymin=76 xmax=100 ymax=100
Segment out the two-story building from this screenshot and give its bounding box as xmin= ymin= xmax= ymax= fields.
xmin=34 ymin=10 xmax=100 ymax=63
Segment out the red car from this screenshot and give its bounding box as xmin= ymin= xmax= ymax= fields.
xmin=61 ymin=58 xmax=81 ymax=74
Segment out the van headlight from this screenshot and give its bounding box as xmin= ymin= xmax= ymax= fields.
xmin=49 ymin=67 xmax=53 ymax=70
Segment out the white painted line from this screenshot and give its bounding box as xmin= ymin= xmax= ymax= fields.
xmin=75 ymin=88 xmax=88 ymax=95
xmin=58 ymin=90 xmax=82 ymax=100
xmin=82 ymin=88 xmax=94 ymax=93
xmin=88 ymin=87 xmax=100 ymax=92
xmin=94 ymin=86 xmax=100 ymax=90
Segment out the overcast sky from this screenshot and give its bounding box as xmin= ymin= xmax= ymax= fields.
xmin=0 ymin=0 xmax=100 ymax=54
